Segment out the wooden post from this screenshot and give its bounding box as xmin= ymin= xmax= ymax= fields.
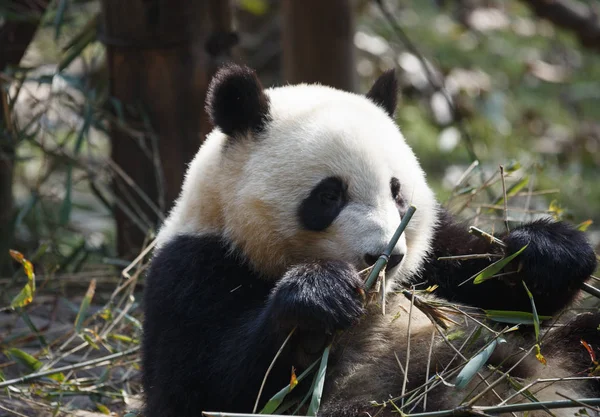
xmin=281 ymin=0 xmax=356 ymax=91
xmin=100 ymin=0 xmax=233 ymax=257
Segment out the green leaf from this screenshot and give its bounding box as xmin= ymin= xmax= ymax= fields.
xmin=454 ymin=338 xmax=506 ymax=389
xmin=4 ymin=348 xmax=64 ymax=382
xmin=503 ymin=160 xmax=521 ymax=173
xmin=9 ymin=250 xmax=36 ymax=308
xmin=5 ymin=348 xmax=42 ymax=372
xmin=239 ymin=0 xmax=269 ymax=15
xmin=577 ymin=220 xmax=593 ymax=232
xmin=259 ymin=358 xmax=320 ymax=414
xmin=490 ymin=176 xmax=529 ymax=208
xmin=11 ymin=284 xmax=34 ymax=309
xmin=522 ymin=281 xmax=540 ymax=342
xmin=473 ymin=244 xmax=528 ymax=285
xmin=307 ymin=345 xmax=331 ymax=416
xmin=75 ymin=279 xmax=96 ymax=333
xmin=83 ymin=333 xmax=100 ymax=350
xmin=446 ymin=330 xmax=465 ymax=341
xmin=486 ymin=310 xmax=551 ymax=325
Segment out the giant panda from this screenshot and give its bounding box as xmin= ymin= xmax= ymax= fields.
xmin=141 ymin=64 xmax=599 ymax=417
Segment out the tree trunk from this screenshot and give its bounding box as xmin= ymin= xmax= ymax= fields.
xmin=0 ymin=0 xmax=50 ymax=272
xmin=100 ymin=0 xmax=233 ymax=258
xmin=281 ymin=0 xmax=356 ymax=91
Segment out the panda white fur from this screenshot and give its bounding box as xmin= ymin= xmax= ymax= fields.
xmin=142 ymin=65 xmax=598 ymax=417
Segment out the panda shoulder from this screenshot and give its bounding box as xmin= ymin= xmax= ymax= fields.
xmin=145 ymin=234 xmax=259 ymax=302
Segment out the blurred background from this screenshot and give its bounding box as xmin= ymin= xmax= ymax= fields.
xmin=1 ymin=0 xmax=599 ymax=415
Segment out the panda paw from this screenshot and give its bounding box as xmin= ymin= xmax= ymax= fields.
xmin=501 ymin=219 xmax=596 ymax=309
xmin=268 ymin=261 xmax=365 ymax=333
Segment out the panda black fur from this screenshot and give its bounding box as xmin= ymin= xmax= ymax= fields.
xmin=142 ymin=65 xmax=598 ymax=417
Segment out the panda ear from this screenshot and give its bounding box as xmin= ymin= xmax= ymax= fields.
xmin=366 ymin=69 xmax=398 ymax=117
xmin=206 ymin=64 xmax=270 ymax=137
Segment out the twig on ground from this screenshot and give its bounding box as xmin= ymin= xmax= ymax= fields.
xmin=0 ymin=347 xmax=139 ymax=389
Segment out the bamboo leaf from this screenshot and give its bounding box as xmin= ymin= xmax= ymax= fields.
xmin=9 ymin=250 xmax=36 ymax=308
xmin=5 ymin=348 xmax=42 ymax=371
xmin=521 ymin=281 xmax=540 ymax=341
xmin=490 ymin=176 xmax=529 ymax=208
xmin=577 ymin=220 xmax=593 ymax=232
xmin=11 ymin=284 xmax=34 ymax=309
xmin=83 ymin=333 xmax=100 ymax=350
xmin=75 ymin=279 xmax=96 ymax=333
xmin=239 ymin=0 xmax=269 ymax=15
xmin=4 ymin=348 xmax=65 ymax=382
xmin=535 ymin=344 xmax=546 ymax=365
xmin=486 ymin=310 xmax=551 ymax=325
xmin=290 ymin=367 xmax=298 ymax=390
xmin=455 ymin=338 xmax=506 ymax=389
xmin=307 ymin=345 xmax=331 ymax=416
xmin=473 ymin=244 xmax=528 ymax=285
xmin=259 ymin=358 xmax=319 ymax=414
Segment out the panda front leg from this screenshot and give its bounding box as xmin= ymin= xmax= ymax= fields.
xmin=267 ymin=260 xmax=365 ymax=350
xmin=419 ymin=210 xmax=597 ymax=315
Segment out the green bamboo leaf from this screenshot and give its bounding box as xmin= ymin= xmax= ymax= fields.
xmin=259 ymin=358 xmax=319 ymax=414
xmin=455 ymin=338 xmax=506 ymax=389
xmin=490 ymin=176 xmax=529 ymax=208
xmin=503 ymin=160 xmax=521 ymax=173
xmin=5 ymin=348 xmax=42 ymax=371
xmin=75 ymin=279 xmax=96 ymax=333
xmin=473 ymin=244 xmax=528 ymax=285
xmin=5 ymin=348 xmax=66 ymax=382
xmin=486 ymin=310 xmax=551 ymax=325
xmin=506 ymin=373 xmax=539 ymax=403
xmin=577 ymin=220 xmax=593 ymax=232
xmin=83 ymin=333 xmax=100 ymax=350
xmin=239 ymin=0 xmax=269 ymax=15
xmin=307 ymin=345 xmax=331 ymax=416
xmin=463 ymin=325 xmax=484 ymax=352
xmin=9 ymin=250 xmax=36 ymax=308
xmin=522 ymin=282 xmax=540 ymax=342
xmin=11 ymin=284 xmax=33 ymax=309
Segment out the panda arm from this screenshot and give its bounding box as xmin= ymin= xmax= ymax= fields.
xmin=417 ymin=210 xmax=597 ymax=315
xmin=142 ymin=235 xmax=295 ymax=415
xmin=142 ymin=235 xmax=364 ymax=416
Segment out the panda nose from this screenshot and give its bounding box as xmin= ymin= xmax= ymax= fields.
xmin=364 ymin=253 xmax=404 ymax=269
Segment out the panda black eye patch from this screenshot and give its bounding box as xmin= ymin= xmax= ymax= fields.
xmin=391 ymin=177 xmax=408 ymax=216
xmin=298 ymin=176 xmax=348 ymax=231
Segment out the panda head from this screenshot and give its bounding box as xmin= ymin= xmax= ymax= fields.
xmin=157 ymin=65 xmax=438 ymax=289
